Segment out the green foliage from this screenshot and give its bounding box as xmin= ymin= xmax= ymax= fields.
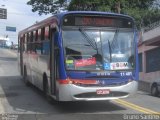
xmin=68 ymin=0 xmax=160 ymax=28
xmin=27 ymin=0 xmax=65 ymax=15
xmin=27 ymin=0 xmax=160 ymax=28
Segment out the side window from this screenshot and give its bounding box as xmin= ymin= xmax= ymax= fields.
xmin=42 ymin=41 xmax=50 ymax=55
xmin=41 ymin=26 xmax=50 ymax=55
xmin=33 ymin=31 xmax=36 ymax=42
xmin=19 ymin=35 xmax=24 ymax=52
xmin=31 ymin=32 xmax=33 ymax=42
xmin=35 ymin=28 xmax=44 ymax=55
xmin=35 ymin=42 xmax=42 ymax=54
xmin=41 ymin=27 xmax=45 ymax=41
xmin=24 ymin=34 xmax=27 ymax=52
xmin=27 ymin=32 xmax=33 ymax=53
xmin=31 ymin=31 xmax=37 ymax=53
xmin=45 ymin=26 xmax=50 ymax=41
xmin=27 ymin=32 xmax=31 ymax=52
xmin=38 ymin=29 xmax=41 ymax=41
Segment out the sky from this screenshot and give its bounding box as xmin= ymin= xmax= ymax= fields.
xmin=0 ymin=0 xmax=51 ymax=44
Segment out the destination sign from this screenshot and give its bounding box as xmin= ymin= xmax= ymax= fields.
xmin=63 ymin=15 xmax=133 ymax=28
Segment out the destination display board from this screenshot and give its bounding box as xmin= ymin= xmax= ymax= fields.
xmin=63 ymin=14 xmax=133 ymax=28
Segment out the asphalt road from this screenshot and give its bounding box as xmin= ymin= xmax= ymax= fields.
xmin=0 ymin=48 xmax=159 ymax=120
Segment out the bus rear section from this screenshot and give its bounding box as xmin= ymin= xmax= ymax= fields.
xmin=56 ymin=12 xmax=138 ymax=101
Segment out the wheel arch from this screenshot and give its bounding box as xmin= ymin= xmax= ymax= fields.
xmin=151 ymin=82 xmax=158 ymax=88
xmin=151 ymin=82 xmax=159 ymax=96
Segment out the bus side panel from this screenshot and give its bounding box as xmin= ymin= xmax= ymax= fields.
xmin=36 ymin=54 xmax=50 ymax=90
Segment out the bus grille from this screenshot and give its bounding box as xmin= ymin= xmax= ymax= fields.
xmin=74 ymin=91 xmax=128 ymax=98
xmin=73 ymin=81 xmax=129 ymax=87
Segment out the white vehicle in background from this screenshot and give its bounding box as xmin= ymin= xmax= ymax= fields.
xmin=150 ymin=80 xmax=160 ymax=97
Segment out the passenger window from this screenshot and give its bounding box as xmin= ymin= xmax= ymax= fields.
xmin=35 ymin=42 xmax=42 ymax=54
xmin=45 ymin=26 xmax=50 ymax=40
xmin=38 ymin=29 xmax=41 ymax=41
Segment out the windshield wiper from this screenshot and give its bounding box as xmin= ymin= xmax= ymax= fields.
xmin=79 ymin=28 xmax=98 ymax=50
xmin=108 ymin=39 xmax=112 ymax=62
xmin=111 ymin=29 xmax=119 ymax=51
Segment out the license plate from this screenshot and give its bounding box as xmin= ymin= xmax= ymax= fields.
xmin=96 ymin=89 xmax=110 ymax=95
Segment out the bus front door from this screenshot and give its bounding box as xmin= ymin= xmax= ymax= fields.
xmin=50 ymin=28 xmax=59 ymax=96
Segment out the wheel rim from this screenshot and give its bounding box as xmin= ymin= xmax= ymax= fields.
xmin=45 ymin=82 xmax=49 ymax=95
xmin=152 ymin=87 xmax=156 ymax=95
xmin=24 ymin=69 xmax=27 ymax=82
xmin=151 ymin=85 xmax=158 ymax=96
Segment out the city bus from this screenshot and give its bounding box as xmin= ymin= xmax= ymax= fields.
xmin=18 ymin=11 xmax=139 ymax=101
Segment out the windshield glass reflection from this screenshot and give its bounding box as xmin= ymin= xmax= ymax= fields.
xmin=62 ymin=28 xmax=134 ymax=71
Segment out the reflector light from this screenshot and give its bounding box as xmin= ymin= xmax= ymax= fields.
xmin=59 ymin=78 xmax=98 ymax=85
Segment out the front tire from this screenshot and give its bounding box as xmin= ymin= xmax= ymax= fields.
xmin=23 ymin=66 xmax=30 ymax=86
xmin=43 ymin=76 xmax=53 ymax=103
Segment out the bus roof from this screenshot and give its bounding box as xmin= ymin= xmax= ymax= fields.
xmin=56 ymin=11 xmax=134 ymax=20
xmin=19 ymin=11 xmax=135 ymax=36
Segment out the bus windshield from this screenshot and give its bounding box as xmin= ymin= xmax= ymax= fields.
xmin=62 ymin=28 xmax=135 ymax=71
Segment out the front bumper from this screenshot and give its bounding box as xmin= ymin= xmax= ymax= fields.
xmin=58 ymin=80 xmax=138 ymax=101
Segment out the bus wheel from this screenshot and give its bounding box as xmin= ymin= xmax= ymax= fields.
xmin=23 ymin=66 xmax=30 ymax=86
xmin=43 ymin=75 xmax=52 ymax=103
xmin=151 ymin=84 xmax=159 ymax=97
